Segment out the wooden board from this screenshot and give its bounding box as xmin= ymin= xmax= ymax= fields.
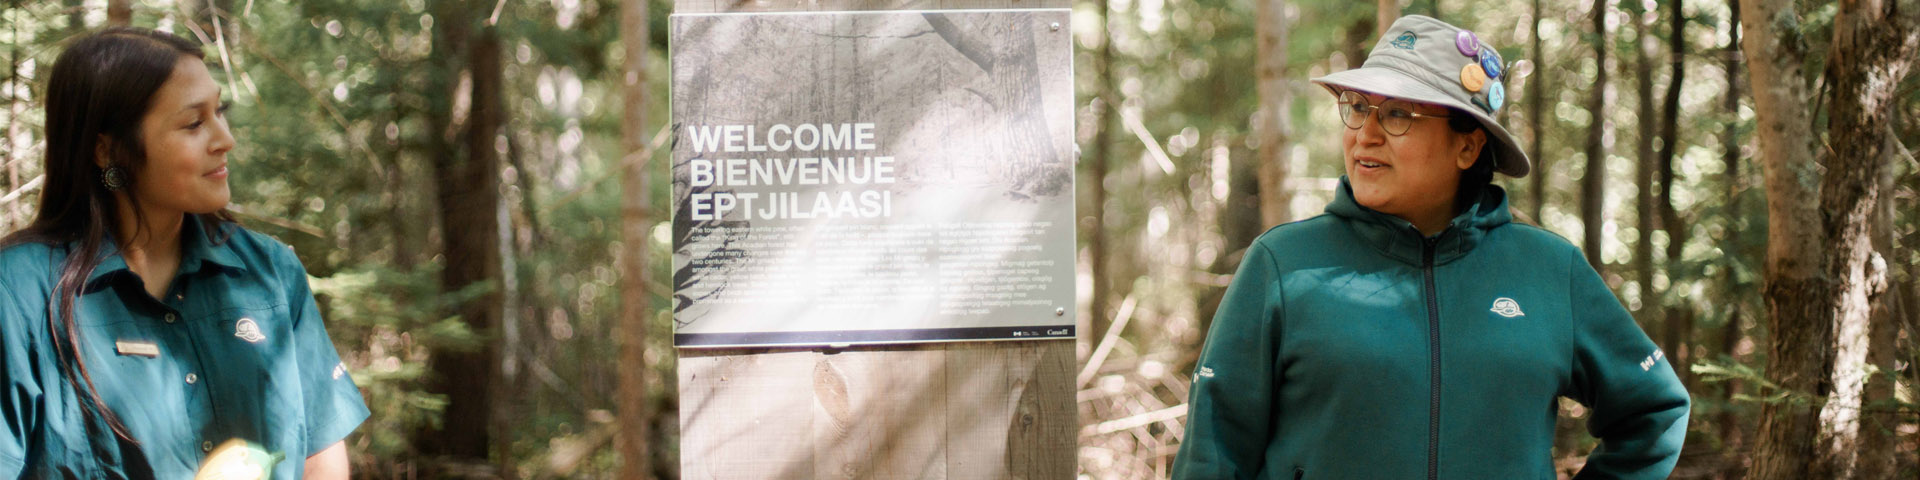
xmin=678 ymin=341 xmax=1075 ymax=478
xmin=673 ymin=0 xmax=1076 ymax=477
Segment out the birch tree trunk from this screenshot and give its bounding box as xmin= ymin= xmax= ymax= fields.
xmin=1851 ymin=132 xmax=1905 ymax=480
xmin=1807 ymin=5 xmax=1915 ymax=475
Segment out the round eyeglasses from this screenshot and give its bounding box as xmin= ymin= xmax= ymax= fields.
xmin=1337 ymin=90 xmax=1452 ymax=136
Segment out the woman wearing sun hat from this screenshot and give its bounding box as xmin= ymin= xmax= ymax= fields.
xmin=1171 ymin=15 xmax=1689 ymax=479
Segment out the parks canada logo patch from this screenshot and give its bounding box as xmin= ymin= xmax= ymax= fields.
xmin=1489 ymin=297 xmax=1525 ymax=318
xmin=234 ymin=317 xmax=266 ymax=343
xmin=1391 ymin=31 xmax=1418 ymax=50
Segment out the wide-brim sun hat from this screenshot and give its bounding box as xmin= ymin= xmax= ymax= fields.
xmin=1311 ymin=15 xmax=1531 ymax=178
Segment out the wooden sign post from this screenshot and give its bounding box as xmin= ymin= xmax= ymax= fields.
xmin=672 ymin=0 xmax=1077 ymax=478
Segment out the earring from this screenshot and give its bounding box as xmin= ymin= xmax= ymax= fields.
xmin=101 ymin=166 xmax=128 ymax=191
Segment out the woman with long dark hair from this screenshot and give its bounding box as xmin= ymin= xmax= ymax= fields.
xmin=1 ymin=27 xmax=367 ymax=478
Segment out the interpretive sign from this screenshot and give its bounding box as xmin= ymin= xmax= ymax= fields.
xmin=670 ymin=9 xmax=1075 ymax=347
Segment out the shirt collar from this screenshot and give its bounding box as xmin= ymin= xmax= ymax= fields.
xmin=83 ymin=214 xmax=246 ymax=287
xmin=179 ymin=214 xmax=246 ymax=275
xmin=1323 ymin=176 xmax=1512 ymax=267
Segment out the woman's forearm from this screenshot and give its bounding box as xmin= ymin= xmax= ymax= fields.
xmin=303 ymin=441 xmax=349 ymax=480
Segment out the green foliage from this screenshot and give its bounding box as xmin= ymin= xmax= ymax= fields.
xmin=310 ymin=265 xmax=484 ymax=458
xmin=1697 ymin=357 xmax=1920 ymax=423
xmin=1693 ymin=358 xmax=1817 ymax=407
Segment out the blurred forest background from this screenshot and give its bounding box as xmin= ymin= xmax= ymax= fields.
xmin=1 ymin=0 xmax=1915 ymax=479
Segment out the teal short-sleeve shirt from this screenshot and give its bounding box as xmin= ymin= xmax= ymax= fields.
xmin=0 ymin=214 xmax=370 ymax=478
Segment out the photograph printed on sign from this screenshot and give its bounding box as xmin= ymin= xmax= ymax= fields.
xmin=669 ymin=10 xmax=1076 ymax=347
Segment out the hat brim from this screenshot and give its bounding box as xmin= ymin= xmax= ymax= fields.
xmin=1311 ymin=67 xmax=1531 ymax=178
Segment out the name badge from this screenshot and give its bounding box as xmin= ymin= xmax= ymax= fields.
xmin=115 ymin=340 xmax=160 ymax=358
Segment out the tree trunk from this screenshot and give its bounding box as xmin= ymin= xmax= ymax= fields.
xmin=1527 ymin=0 xmax=1547 ymax=223
xmin=419 ymin=3 xmax=504 ymax=464
xmin=1376 ymin=0 xmax=1398 ymax=38
xmin=64 ymin=0 xmax=83 ymax=30
xmin=1741 ymin=0 xmax=1826 ymax=472
xmin=475 ymin=27 xmax=512 ymax=477
xmin=1344 ymin=15 xmax=1374 ymax=69
xmin=1743 ymin=0 xmax=1917 ymax=477
xmin=1632 ymin=5 xmax=1656 ymax=321
xmin=1088 ymin=0 xmax=1114 ymax=345
xmin=1820 ymin=5 xmax=1917 ymax=479
xmin=1255 ymin=0 xmax=1290 ymax=228
xmin=108 ymin=0 xmax=130 ymax=26
xmin=5 ymin=6 xmax=17 ymax=231
xmin=1807 ymin=4 xmax=1916 ymax=474
xmin=386 ymin=122 xmax=419 ymax=269
xmin=1656 ymin=0 xmax=1689 ymax=391
xmin=616 ymin=0 xmax=655 ymax=477
xmin=1716 ymin=0 xmax=1744 ymax=452
xmin=1580 ymin=0 xmax=1608 ymax=271
xmin=1202 ymin=135 xmax=1260 ymax=340
xmin=1851 ymin=133 xmax=1903 ymax=480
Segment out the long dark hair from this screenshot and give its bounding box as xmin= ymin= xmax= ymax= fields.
xmin=0 ymin=27 xmax=235 ymax=445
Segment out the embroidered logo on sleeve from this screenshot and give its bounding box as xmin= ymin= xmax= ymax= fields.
xmin=1640 ymin=349 xmax=1666 ymax=372
xmin=1489 ymin=297 xmax=1525 ymax=318
xmin=332 ymin=362 xmax=349 ymax=380
xmin=234 ymin=317 xmax=266 ymax=343
xmin=1196 ymin=366 xmax=1215 ymax=378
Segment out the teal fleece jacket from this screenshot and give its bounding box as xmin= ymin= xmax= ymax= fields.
xmin=1173 ymin=179 xmax=1689 ymax=479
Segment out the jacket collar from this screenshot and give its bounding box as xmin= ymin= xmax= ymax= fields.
xmin=85 ymin=214 xmax=245 ymax=287
xmin=1323 ymin=176 xmax=1511 ymax=267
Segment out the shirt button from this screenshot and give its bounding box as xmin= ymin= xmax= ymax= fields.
xmin=185 ymin=373 xmax=198 ymax=384
xmin=201 ymin=440 xmax=213 ymax=452
xmin=164 ymin=313 xmax=177 ymax=324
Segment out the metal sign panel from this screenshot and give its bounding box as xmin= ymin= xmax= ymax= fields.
xmin=670 ymin=9 xmax=1076 ymax=347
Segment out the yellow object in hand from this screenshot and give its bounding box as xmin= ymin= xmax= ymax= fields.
xmin=195 ymin=439 xmax=285 ymax=480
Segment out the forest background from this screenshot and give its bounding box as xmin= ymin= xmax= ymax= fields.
xmin=0 ymin=0 xmax=1914 ymax=478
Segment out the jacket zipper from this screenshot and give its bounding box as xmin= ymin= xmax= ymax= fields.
xmin=1423 ymin=237 xmax=1440 ymax=480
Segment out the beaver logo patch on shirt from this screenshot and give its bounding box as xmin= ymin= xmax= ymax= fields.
xmin=1489 ymin=297 xmax=1525 ymax=318
xmin=235 ymin=317 xmax=266 ymax=343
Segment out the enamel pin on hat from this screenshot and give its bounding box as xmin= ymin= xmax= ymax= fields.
xmin=1310 ymin=15 xmax=1533 ymax=177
